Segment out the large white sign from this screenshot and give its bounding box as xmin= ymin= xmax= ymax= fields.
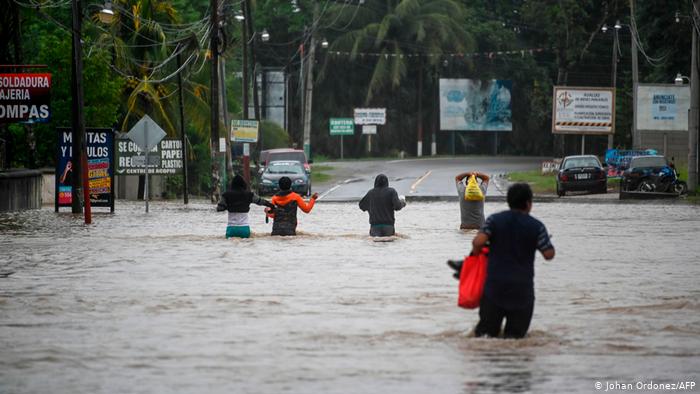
xmin=636 ymin=84 xmax=690 ymax=131
xmin=354 ymin=108 xmax=386 ymax=125
xmin=552 ymin=87 xmax=614 ymax=135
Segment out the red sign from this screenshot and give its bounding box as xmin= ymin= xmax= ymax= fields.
xmin=0 ymin=73 xmax=51 ymax=123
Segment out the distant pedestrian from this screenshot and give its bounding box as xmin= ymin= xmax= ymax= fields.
xmin=455 ymin=171 xmax=490 ymax=230
xmin=359 ymin=174 xmax=406 ymax=237
xmin=217 ymin=175 xmax=274 ymax=239
xmin=470 ymin=183 xmax=555 ymax=338
xmin=268 ymin=176 xmax=318 ymax=236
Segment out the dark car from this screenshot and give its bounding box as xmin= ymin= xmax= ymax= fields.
xmin=258 ymin=160 xmax=311 ymax=196
xmin=259 ymin=149 xmax=311 ymax=174
xmin=556 ymin=155 xmax=607 ymax=196
xmin=621 ymin=155 xmax=685 ymax=193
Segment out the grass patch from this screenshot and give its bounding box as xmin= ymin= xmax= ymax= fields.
xmin=311 ymin=164 xmax=334 ymax=183
xmin=507 ymin=170 xmax=557 ymax=194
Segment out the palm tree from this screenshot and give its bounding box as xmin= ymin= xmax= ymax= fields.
xmin=324 ymin=0 xmax=475 ymax=155
xmin=95 ymin=0 xmax=210 ymax=137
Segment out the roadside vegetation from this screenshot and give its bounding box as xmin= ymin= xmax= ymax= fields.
xmin=311 ymin=165 xmax=334 ymax=184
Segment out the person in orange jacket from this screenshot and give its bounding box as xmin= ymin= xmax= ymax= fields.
xmin=267 ymin=176 xmax=318 ymax=236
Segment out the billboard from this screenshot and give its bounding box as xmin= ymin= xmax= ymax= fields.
xmin=0 ymin=73 xmax=51 ymax=123
xmin=231 ymin=119 xmax=259 ymax=143
xmin=552 ymin=86 xmax=614 ymax=135
xmin=56 ymin=128 xmax=114 ymax=210
xmin=115 ymin=138 xmax=184 ymax=175
xmin=636 ymin=84 xmax=690 ymax=131
xmin=439 ymin=79 xmax=512 ymax=131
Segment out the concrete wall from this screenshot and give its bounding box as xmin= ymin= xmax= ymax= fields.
xmin=41 ymin=168 xmax=55 ymax=205
xmin=640 ymin=129 xmax=689 ymax=163
xmin=0 ymin=170 xmax=42 ymax=212
xmin=115 ymin=175 xmax=165 ymax=200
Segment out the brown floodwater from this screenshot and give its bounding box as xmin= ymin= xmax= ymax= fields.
xmin=1 ymin=200 xmax=699 ymax=393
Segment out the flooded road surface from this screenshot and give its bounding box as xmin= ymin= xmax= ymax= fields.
xmin=1 ymin=200 xmax=699 ymax=393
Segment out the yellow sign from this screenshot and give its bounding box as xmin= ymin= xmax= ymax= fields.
xmin=231 ymin=119 xmax=259 ymax=143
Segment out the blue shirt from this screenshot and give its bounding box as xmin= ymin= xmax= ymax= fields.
xmin=480 ymin=210 xmax=553 ymax=309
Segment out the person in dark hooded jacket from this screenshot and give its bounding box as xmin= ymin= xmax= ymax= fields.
xmin=359 ymin=174 xmax=406 ymax=237
xmin=217 ymin=175 xmax=274 ymax=238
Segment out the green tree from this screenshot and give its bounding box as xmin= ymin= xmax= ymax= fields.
xmin=322 ymin=0 xmax=476 ymax=155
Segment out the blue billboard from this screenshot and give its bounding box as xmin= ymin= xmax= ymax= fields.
xmin=440 ymin=79 xmax=512 ymax=131
xmin=56 ymin=128 xmax=114 ymax=211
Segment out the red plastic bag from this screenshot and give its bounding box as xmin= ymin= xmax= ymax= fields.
xmin=458 ymin=248 xmax=488 ymax=309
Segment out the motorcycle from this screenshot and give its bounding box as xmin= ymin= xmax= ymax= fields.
xmin=637 ymin=166 xmax=688 ymax=195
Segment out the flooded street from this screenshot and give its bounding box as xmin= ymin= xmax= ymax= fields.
xmin=1 ymin=200 xmax=699 ymax=393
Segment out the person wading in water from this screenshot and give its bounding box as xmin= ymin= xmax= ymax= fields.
xmin=217 ymin=175 xmax=274 ymax=238
xmin=267 ymin=176 xmax=318 ymax=236
xmin=359 ymin=174 xmax=406 ymax=237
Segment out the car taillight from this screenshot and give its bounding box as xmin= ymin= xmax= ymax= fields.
xmin=597 ymin=170 xmax=605 ymax=179
xmin=561 ymin=174 xmax=569 ymax=181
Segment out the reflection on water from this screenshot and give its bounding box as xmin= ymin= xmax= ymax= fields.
xmin=1 ymin=200 xmax=699 ymax=393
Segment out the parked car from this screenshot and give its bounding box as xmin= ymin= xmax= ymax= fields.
xmin=556 ymin=155 xmax=607 ymax=196
xmin=621 ymin=155 xmax=687 ymax=194
xmin=258 ymin=160 xmax=312 ymax=196
xmin=259 ymin=149 xmax=311 ymax=174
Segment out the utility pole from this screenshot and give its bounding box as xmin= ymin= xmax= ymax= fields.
xmin=688 ymin=2 xmax=699 ymax=192
xmin=302 ymin=3 xmax=319 ymax=159
xmin=177 ymin=52 xmax=189 ymax=204
xmin=608 ymin=28 xmax=619 ymax=149
xmin=70 ymin=0 xmax=91 ymax=224
xmin=630 ymin=0 xmax=640 ymax=149
xmin=220 ymin=58 xmax=234 ymax=186
xmin=210 ymin=0 xmax=221 ymax=201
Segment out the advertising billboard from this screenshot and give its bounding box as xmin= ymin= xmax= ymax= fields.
xmin=552 ymin=86 xmax=614 ymax=135
xmin=0 ymin=73 xmax=51 ymax=123
xmin=231 ymin=119 xmax=259 ymax=143
xmin=439 ymin=79 xmax=512 ymax=131
xmin=56 ymin=128 xmax=114 ymax=210
xmin=636 ymin=84 xmax=690 ymax=131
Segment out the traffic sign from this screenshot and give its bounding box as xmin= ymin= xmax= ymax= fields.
xmin=127 ymin=115 xmax=167 ymax=152
xmin=329 ymin=118 xmax=354 ymax=135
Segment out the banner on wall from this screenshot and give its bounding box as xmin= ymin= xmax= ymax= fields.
xmin=439 ymin=79 xmax=512 ymax=131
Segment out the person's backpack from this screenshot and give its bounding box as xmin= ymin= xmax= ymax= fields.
xmin=464 ymin=174 xmax=484 ymax=201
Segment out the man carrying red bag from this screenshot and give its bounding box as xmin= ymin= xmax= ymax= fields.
xmin=454 ymin=183 xmax=555 ymax=339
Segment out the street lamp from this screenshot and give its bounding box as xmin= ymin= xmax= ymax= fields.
xmin=261 ymin=29 xmax=270 ymax=42
xmin=675 ymin=73 xmax=690 ymax=85
xmin=321 ymin=37 xmax=329 ymax=48
xmin=98 ymin=1 xmax=114 ymax=24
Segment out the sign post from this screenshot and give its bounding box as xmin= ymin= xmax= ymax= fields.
xmin=362 ymin=124 xmax=377 ymax=153
xmin=127 ymin=115 xmax=166 ymax=213
xmin=329 ymin=118 xmax=354 ymax=159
